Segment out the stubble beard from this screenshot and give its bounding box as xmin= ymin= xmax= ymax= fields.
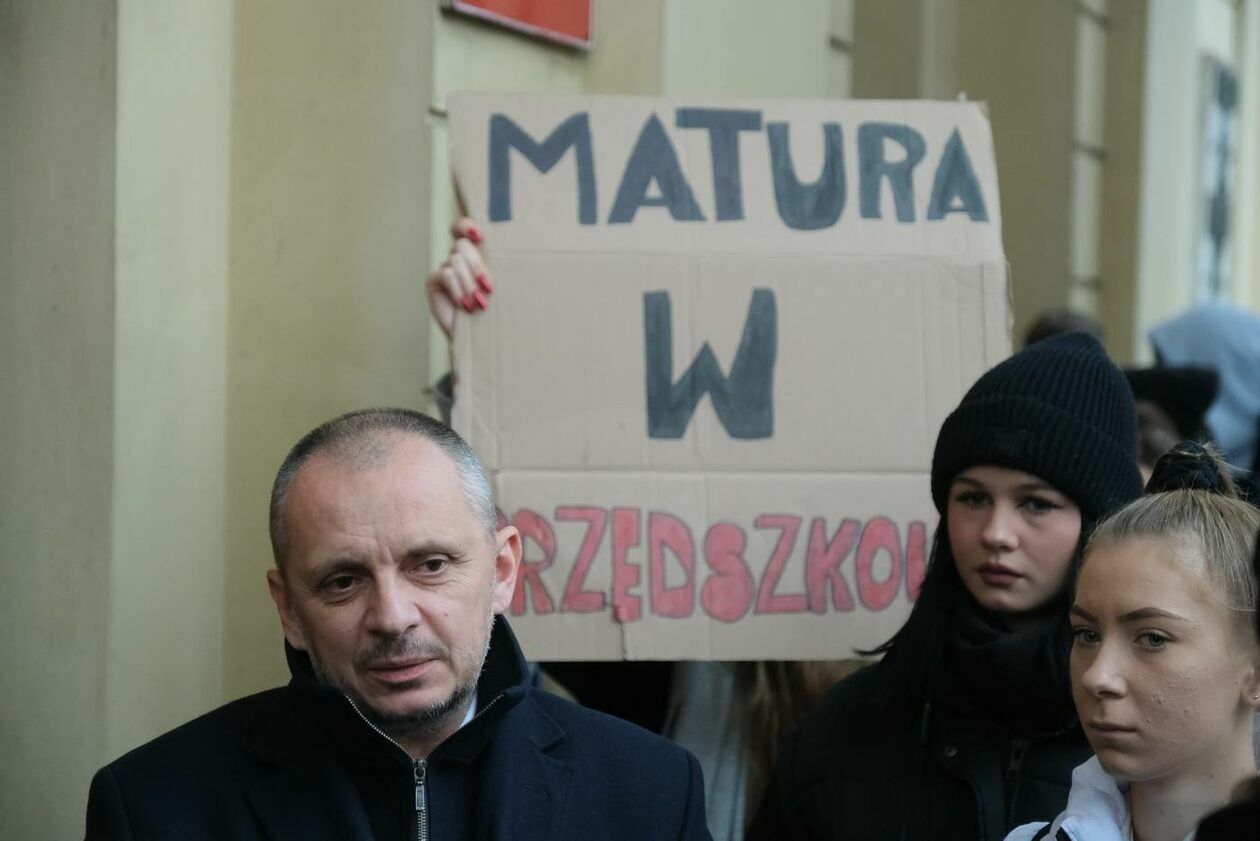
xmin=307 ymin=602 xmax=497 ymax=746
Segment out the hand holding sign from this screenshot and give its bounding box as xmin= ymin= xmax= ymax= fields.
xmin=426 ymin=217 xmax=494 ymax=338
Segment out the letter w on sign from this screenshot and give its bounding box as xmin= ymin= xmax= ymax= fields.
xmin=642 ymin=288 xmax=776 ymax=439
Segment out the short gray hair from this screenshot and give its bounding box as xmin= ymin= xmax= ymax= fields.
xmin=269 ymin=408 xmax=497 ymax=568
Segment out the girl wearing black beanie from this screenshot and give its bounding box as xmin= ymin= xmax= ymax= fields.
xmin=749 ymin=332 xmax=1144 ymax=841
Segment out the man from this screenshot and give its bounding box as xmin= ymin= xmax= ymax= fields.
xmin=85 ymin=408 xmax=710 ymax=840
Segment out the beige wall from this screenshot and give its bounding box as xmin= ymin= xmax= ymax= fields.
xmin=852 ymin=0 xmax=958 ymax=100
xmin=1099 ymin=0 xmax=1149 ymax=364
xmin=956 ymin=0 xmax=1078 ymax=344
xmin=1234 ymin=0 xmax=1260 ymax=311
xmin=0 ymin=3 xmax=117 ymax=839
xmin=663 ymin=0 xmax=848 ymax=98
xmin=852 ymin=0 xmax=1078 ymax=343
xmin=223 ymin=0 xmax=437 ymax=700
xmin=584 ymin=0 xmax=666 ymax=94
xmin=2 ymin=2 xmax=236 ymax=836
xmin=106 ymin=0 xmax=232 ymax=761
xmin=852 ymin=0 xmax=925 ymax=99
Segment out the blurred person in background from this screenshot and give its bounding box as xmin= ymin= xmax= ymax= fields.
xmin=1022 ymin=307 xmax=1105 ymax=349
xmin=1150 ymin=302 xmax=1260 ymax=482
xmin=1134 ymin=400 xmax=1180 ymax=485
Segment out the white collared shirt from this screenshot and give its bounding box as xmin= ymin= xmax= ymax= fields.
xmin=1005 ymin=756 xmax=1195 ymax=841
xmin=458 ymin=692 xmax=478 ymax=730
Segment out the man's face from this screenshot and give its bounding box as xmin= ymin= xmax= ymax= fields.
xmin=267 ymin=434 xmax=519 ymax=743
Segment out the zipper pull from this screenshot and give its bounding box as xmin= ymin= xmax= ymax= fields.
xmin=1005 ymin=739 xmax=1030 ymax=824
xmin=1007 ymin=739 xmax=1028 ymax=777
xmin=1006 ymin=738 xmax=1029 ymax=799
xmin=414 ymin=758 xmax=427 ymax=812
xmin=413 ymin=758 xmax=430 ymax=841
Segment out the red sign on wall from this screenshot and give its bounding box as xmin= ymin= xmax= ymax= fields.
xmin=446 ymin=0 xmax=592 ymax=49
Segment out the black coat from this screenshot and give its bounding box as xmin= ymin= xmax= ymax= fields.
xmin=85 ymin=618 xmax=711 ymax=840
xmin=747 ymin=665 xmax=1092 ymax=841
xmin=1196 ymin=798 xmax=1260 ymax=840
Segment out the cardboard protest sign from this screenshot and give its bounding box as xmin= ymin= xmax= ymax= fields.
xmin=447 ymin=94 xmax=1010 ymax=660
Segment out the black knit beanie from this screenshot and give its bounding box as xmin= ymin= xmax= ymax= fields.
xmin=931 ymin=331 xmax=1143 ymax=524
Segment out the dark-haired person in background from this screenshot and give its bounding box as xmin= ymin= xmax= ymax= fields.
xmin=1022 ymin=308 xmax=1105 ymax=349
xmin=1134 ymin=400 xmax=1181 ymax=485
xmin=85 ymin=408 xmax=710 ymax=840
xmin=1009 ymin=443 xmax=1260 ymax=840
xmin=748 ymin=333 xmax=1144 ymax=840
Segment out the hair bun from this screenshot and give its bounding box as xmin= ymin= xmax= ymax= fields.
xmin=1145 ymin=440 xmax=1235 ymax=496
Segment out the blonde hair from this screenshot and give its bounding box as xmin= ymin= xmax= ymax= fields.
xmin=1084 ymin=444 xmax=1260 ymax=630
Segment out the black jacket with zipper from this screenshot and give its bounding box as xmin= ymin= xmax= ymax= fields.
xmin=746 ymin=664 xmax=1091 ymax=841
xmin=85 ymin=617 xmax=711 ymax=840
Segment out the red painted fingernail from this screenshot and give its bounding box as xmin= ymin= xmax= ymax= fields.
xmin=467 ymin=226 xmax=483 ymax=245
xmin=462 ymin=295 xmax=475 ymax=312
xmin=476 ymin=274 xmax=493 ymax=294
xmin=473 ymin=291 xmax=488 ymax=310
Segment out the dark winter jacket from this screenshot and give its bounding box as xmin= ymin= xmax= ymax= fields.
xmin=85 ymin=617 xmax=710 ymax=840
xmin=747 ymin=664 xmax=1092 ymax=841
xmin=1196 ymin=797 xmax=1260 ymax=840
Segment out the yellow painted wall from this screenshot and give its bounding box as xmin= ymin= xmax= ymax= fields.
xmin=1099 ymin=0 xmax=1149 ymax=364
xmin=1233 ymin=0 xmax=1260 ymax=311
xmin=223 ymin=0 xmax=438 ymax=700
xmin=852 ymin=0 xmax=959 ymax=101
xmin=0 ymin=3 xmax=116 ymax=838
xmin=663 ymin=0 xmax=846 ymax=98
xmin=2 ymin=2 xmax=236 ymax=835
xmin=584 ymin=0 xmax=666 ymax=95
xmin=106 ymin=0 xmax=233 ymax=761
xmin=955 ymin=0 xmax=1078 ymax=344
xmin=852 ymin=0 xmax=924 ymax=99
xmin=852 ymin=0 xmax=1078 ymax=343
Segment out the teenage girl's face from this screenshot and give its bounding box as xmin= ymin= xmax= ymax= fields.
xmin=1070 ymin=538 xmax=1260 ymax=783
xmin=947 ymin=466 xmax=1082 ymax=620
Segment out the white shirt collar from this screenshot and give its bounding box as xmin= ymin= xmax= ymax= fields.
xmin=1050 ymin=757 xmax=1195 ymax=841
xmin=458 ymin=691 xmax=478 ymax=729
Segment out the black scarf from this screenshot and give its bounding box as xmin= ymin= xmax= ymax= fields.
xmin=935 ymin=588 xmax=1078 ymax=738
